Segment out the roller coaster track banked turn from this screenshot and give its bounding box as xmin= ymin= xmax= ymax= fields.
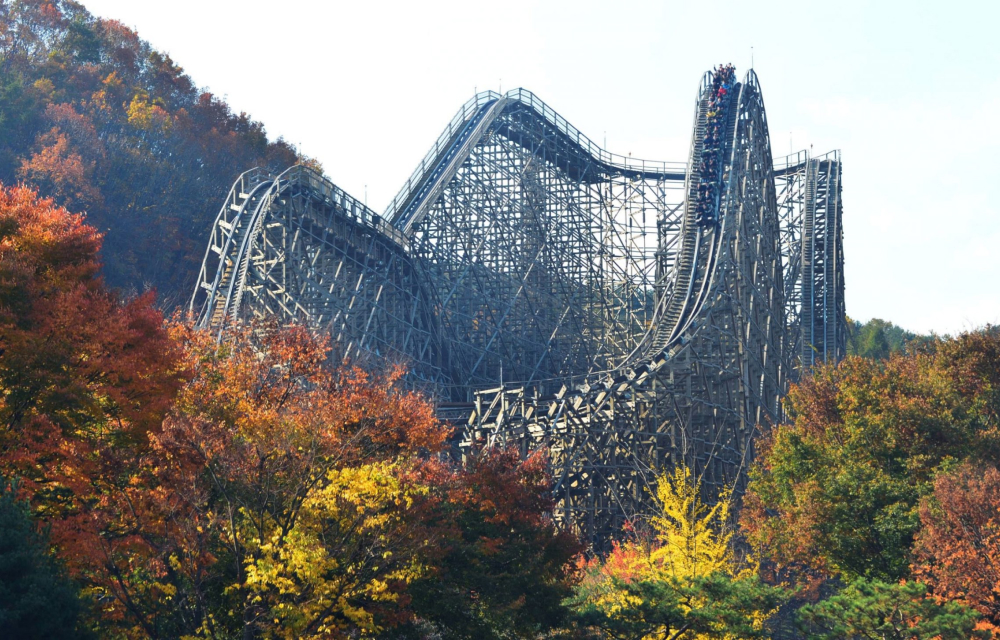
xmin=190 ymin=69 xmax=846 ymax=547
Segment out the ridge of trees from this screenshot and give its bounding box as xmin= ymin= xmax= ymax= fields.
xmin=0 ymin=0 xmax=303 ymax=304
xmin=847 ymin=317 xmax=937 ymax=360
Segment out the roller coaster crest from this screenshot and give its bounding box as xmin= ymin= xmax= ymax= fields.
xmin=191 ymin=69 xmax=845 ymax=546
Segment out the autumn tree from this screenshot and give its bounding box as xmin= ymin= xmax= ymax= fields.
xmin=0 ymin=183 xmax=182 ymax=562
xmin=567 ymin=466 xmax=783 ymax=639
xmin=742 ymin=348 xmax=997 ymax=582
xmin=912 ymin=461 xmax=1000 ymax=630
xmin=399 ymin=448 xmax=583 ymax=639
xmin=0 ymin=181 xmax=182 ymax=637
xmin=0 ymin=183 xmax=182 ymax=439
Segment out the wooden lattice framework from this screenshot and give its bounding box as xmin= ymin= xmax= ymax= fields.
xmin=191 ymin=70 xmax=845 ymax=546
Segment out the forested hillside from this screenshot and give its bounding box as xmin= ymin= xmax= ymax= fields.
xmin=0 ymin=0 xmax=302 ymax=304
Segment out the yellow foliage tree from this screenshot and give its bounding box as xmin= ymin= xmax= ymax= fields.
xmin=126 ymin=91 xmax=173 ymax=135
xmin=647 ymin=466 xmax=747 ymax=582
xmin=243 ymin=461 xmax=428 ymax=639
xmin=569 ymin=466 xmax=781 ymax=639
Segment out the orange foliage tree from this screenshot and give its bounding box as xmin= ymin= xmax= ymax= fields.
xmin=0 ymin=182 xmax=181 ymax=438
xmin=913 ymin=462 xmax=1000 ymax=630
xmin=39 ymin=321 xmax=446 ymax=638
xmin=0 ymin=182 xmax=182 ymax=635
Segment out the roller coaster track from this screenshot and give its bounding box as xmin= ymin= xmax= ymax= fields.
xmin=190 ymin=69 xmax=845 ymax=546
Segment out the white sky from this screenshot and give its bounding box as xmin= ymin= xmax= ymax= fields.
xmin=80 ymin=0 xmax=999 ymax=335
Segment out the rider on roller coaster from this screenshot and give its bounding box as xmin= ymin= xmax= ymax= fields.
xmin=695 ymin=64 xmax=735 ymax=227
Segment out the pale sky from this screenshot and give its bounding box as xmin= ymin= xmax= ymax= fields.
xmin=80 ymin=0 xmax=999 ymax=335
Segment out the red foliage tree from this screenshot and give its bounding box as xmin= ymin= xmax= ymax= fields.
xmin=0 ymin=182 xmax=184 ymax=635
xmin=0 ymin=183 xmax=182 ymax=438
xmin=403 ymin=447 xmax=583 ymax=638
xmin=913 ymin=462 xmax=1000 ymax=630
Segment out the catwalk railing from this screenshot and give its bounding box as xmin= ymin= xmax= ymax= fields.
xmin=190 ymin=70 xmax=845 ymax=546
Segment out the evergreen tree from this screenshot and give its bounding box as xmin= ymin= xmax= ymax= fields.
xmin=0 ymin=477 xmax=90 ymax=639
xmin=798 ymin=578 xmax=987 ymax=639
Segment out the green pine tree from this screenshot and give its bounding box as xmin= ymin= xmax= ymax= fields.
xmin=0 ymin=477 xmax=91 ymax=639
